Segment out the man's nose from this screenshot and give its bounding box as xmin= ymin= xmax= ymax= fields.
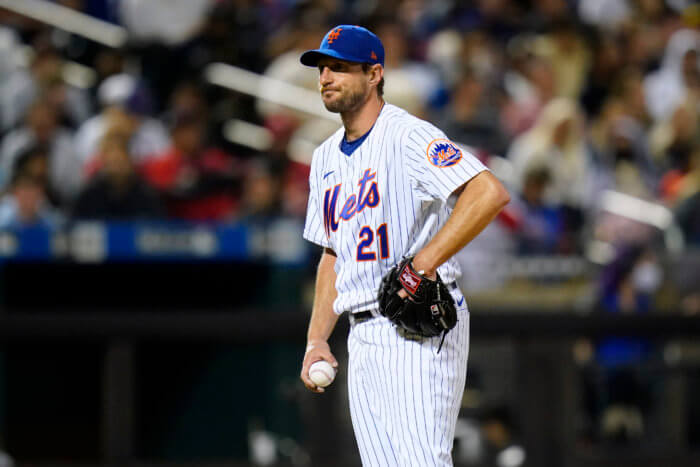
xmin=319 ymin=67 xmax=332 ymax=85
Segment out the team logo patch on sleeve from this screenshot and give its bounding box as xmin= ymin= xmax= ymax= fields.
xmin=426 ymin=139 xmax=463 ymax=168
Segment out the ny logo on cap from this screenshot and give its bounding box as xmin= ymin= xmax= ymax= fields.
xmin=371 ymin=51 xmax=378 ymax=60
xmin=327 ymin=27 xmax=343 ymax=44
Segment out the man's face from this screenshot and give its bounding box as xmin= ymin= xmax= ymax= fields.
xmin=28 ymin=105 xmax=57 ymax=142
xmin=14 ymin=178 xmax=44 ymax=222
xmin=101 ymin=142 xmax=133 ymax=180
xmin=317 ymin=58 xmax=370 ymax=113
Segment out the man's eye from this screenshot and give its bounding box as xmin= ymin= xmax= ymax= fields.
xmin=318 ymin=63 xmax=345 ymax=73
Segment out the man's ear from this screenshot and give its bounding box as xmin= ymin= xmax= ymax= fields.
xmin=369 ymin=64 xmax=383 ymax=87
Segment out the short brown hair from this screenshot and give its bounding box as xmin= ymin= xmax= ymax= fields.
xmin=362 ymin=63 xmax=384 ymax=96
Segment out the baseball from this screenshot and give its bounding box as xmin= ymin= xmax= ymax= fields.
xmin=309 ymin=360 xmax=336 ymax=387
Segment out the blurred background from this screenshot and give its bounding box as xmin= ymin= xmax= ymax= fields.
xmin=0 ymin=0 xmax=698 ymax=466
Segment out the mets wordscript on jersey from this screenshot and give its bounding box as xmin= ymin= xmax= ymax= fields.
xmin=323 ymin=168 xmax=380 ymax=237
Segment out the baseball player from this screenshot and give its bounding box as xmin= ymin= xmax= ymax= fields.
xmin=299 ymin=25 xmax=510 ymax=466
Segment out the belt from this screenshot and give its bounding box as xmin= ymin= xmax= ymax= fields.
xmin=348 ymin=281 xmax=460 ymax=326
xmin=348 ymin=309 xmax=375 ymax=325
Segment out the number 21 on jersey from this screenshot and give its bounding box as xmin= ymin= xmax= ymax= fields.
xmin=357 ymin=223 xmax=389 ymax=261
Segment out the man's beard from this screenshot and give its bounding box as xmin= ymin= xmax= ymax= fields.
xmin=323 ymin=86 xmax=367 ymax=113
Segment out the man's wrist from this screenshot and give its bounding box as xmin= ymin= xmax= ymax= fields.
xmin=411 ymin=253 xmax=437 ymax=279
xmin=305 ymin=338 xmax=327 ymax=353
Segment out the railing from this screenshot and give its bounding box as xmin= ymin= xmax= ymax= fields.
xmin=0 ymin=220 xmax=308 ymax=265
xmin=0 ymin=0 xmax=127 ymax=47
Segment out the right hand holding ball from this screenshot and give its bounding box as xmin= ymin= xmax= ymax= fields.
xmin=308 ymin=360 xmax=336 ymax=388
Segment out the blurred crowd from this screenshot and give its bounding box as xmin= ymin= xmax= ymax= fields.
xmin=0 ymin=0 xmax=698 ymax=256
xmin=0 ymin=0 xmax=698 ymax=459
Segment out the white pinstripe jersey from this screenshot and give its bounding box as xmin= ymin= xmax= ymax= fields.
xmin=303 ymin=104 xmax=488 ymax=315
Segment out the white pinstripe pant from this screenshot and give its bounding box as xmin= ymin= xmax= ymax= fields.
xmin=347 ymin=299 xmax=469 ymax=466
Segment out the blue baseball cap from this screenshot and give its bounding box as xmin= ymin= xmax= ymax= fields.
xmin=300 ymin=25 xmax=384 ymax=67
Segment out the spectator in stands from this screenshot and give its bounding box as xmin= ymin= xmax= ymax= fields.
xmin=0 ymin=100 xmax=81 ymax=204
xmin=531 ymin=20 xmax=591 ymax=100
xmin=577 ymin=0 xmax=632 ymax=31
xmin=375 ymin=20 xmax=444 ymax=116
xmin=0 ymin=174 xmax=60 ymax=229
xmin=435 ymin=69 xmax=506 ymax=155
xmin=3 ymin=144 xmax=57 ymax=203
xmin=677 ymin=194 xmax=700 ymax=247
xmin=441 ymin=0 xmax=519 ymax=47
xmin=500 ymin=55 xmax=556 ymax=137
xmin=141 ymin=111 xmax=241 ymax=221
xmin=74 ymin=73 xmax=170 ymax=172
xmin=458 ymin=30 xmax=503 ymax=86
xmin=507 ymin=98 xmax=595 ymax=210
xmin=581 ymin=34 xmax=624 ymax=117
xmin=162 ymin=81 xmax=209 ymax=125
xmin=510 ymin=166 xmax=566 ymax=254
xmin=674 ymin=146 xmax=700 ymax=245
xmin=668 ymin=209 xmax=700 ymax=315
xmin=507 ymin=98 xmax=595 ymax=253
xmin=92 ymin=48 xmax=128 ymax=89
xmin=650 ymin=99 xmax=699 ymax=204
xmin=0 ymin=148 xmax=61 ymax=229
xmin=259 ymin=114 xmax=310 ymax=219
xmin=118 ymin=0 xmax=215 ymax=106
xmin=118 ymin=0 xmax=212 ymax=47
xmin=614 ymin=69 xmax=651 ymax=129
xmin=589 ymin=98 xmax=658 ymax=199
xmin=237 ymin=159 xmax=283 ymax=221
xmin=524 ymin=0 xmax=570 ymax=27
xmin=192 ymin=0 xmax=266 ymax=75
xmin=256 ymin=16 xmax=328 ymax=122
xmin=0 ymin=26 xmax=21 ymax=91
xmin=644 ymin=28 xmax=699 ymax=122
xmin=72 ymin=134 xmax=163 ymax=220
xmin=426 ymin=28 xmax=501 ymax=93
xmin=0 ymin=34 xmax=91 ymax=132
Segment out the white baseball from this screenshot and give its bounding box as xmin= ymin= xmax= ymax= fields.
xmin=309 ymin=360 xmax=336 ymax=387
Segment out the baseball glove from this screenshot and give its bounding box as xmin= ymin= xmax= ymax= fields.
xmin=378 ymin=257 xmax=458 ymax=342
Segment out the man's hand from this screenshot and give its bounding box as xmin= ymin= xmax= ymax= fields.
xmin=397 ymin=257 xmax=436 ymax=298
xmin=301 ymin=339 xmax=338 ymax=393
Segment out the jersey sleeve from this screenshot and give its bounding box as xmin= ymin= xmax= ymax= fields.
xmin=403 ymin=123 xmax=489 ymax=202
xmin=303 ymin=151 xmax=332 ymax=248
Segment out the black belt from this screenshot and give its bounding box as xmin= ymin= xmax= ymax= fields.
xmin=349 ymin=309 xmax=375 ymax=325
xmin=349 ymin=282 xmax=459 ymax=325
